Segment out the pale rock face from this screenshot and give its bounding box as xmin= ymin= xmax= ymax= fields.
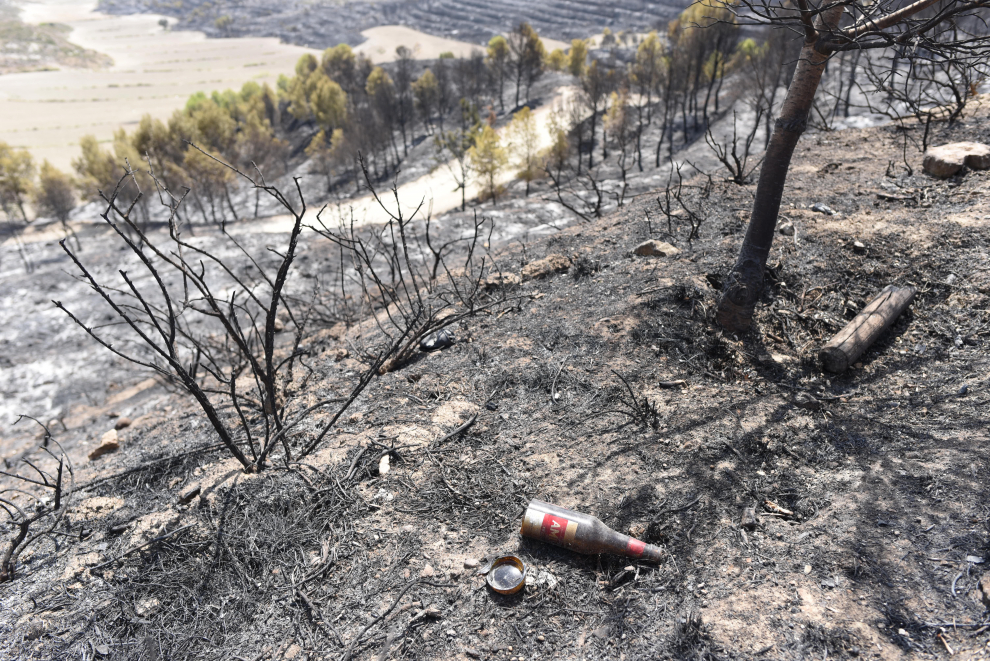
xmin=88 ymin=429 xmax=120 ymax=461
xmin=632 ymin=240 xmax=681 ymax=257
xmin=922 ymin=142 xmax=990 ymax=178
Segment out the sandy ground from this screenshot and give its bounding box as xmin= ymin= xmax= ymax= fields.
xmin=0 ymin=1 xmax=318 ymax=171
xmin=355 ymin=25 xmax=489 ymax=63
xmin=0 ymin=1 xmax=489 ymax=172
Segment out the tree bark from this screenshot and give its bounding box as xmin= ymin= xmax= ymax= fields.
xmin=716 ymin=5 xmax=844 ymax=332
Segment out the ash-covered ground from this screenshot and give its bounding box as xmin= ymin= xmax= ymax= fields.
xmin=2 ymin=95 xmax=989 ymax=660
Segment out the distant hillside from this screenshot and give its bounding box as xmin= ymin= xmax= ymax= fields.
xmin=97 ymin=0 xmax=694 ymax=48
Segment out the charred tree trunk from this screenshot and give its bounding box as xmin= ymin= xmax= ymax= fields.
xmin=716 ymin=5 xmax=843 ymax=332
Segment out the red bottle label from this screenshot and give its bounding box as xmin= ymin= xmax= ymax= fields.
xmin=627 ymin=538 xmax=646 ymax=557
xmin=541 ymin=514 xmax=578 ymax=544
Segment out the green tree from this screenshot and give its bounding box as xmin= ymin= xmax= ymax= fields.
xmin=580 ymin=59 xmax=615 ymax=169
xmin=567 ymin=39 xmax=587 ymax=77
xmin=603 ymin=90 xmax=633 ymax=205
xmin=310 ymin=75 xmax=348 ymax=134
xmin=0 ymin=142 xmax=34 ymax=223
xmin=468 ymin=124 xmax=508 ymax=204
xmin=412 ymin=69 xmax=439 ymax=133
xmin=34 ymin=160 xmax=78 ymax=245
xmin=366 ymin=66 xmax=401 ymax=163
xmin=72 ymin=135 xmax=116 ymax=202
xmin=541 ymin=106 xmax=571 ymax=180
xmin=184 ymin=146 xmax=236 ymax=225
xmin=305 ymin=128 xmax=343 ymax=193
xmin=506 ymin=106 xmax=540 ymax=196
xmin=507 ymin=22 xmax=545 ymax=107
xmin=321 ymin=44 xmax=358 ymax=93
xmin=34 ymin=160 xmax=75 ymax=223
xmin=630 ymin=31 xmax=666 ymax=169
xmin=545 ymin=48 xmax=567 ymax=72
xmin=486 ymin=35 xmax=510 ymax=112
xmin=434 ymin=100 xmax=480 ymax=211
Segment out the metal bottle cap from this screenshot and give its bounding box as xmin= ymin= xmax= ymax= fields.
xmin=484 ymin=555 xmax=527 ymax=594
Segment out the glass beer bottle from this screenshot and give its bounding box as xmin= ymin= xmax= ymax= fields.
xmin=520 ymin=499 xmax=664 ymax=562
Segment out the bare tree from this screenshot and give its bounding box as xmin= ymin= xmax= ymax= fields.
xmin=717 ymin=0 xmax=990 ymax=331
xmin=54 ymin=153 xmax=388 ymax=472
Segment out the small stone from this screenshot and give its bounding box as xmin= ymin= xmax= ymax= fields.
xmin=273 ymin=318 xmax=285 ymax=332
xmin=446 ymin=629 xmax=457 ymax=637
xmin=465 ymin=649 xmax=481 ymax=659
xmin=94 ymin=644 xmax=111 ymax=657
xmin=923 ymin=141 xmax=990 ymax=178
xmin=520 ymin=254 xmax=571 ymax=280
xmin=378 ymin=454 xmax=390 ymax=475
xmin=965 ymin=555 xmax=984 ymax=564
xmin=811 ymin=203 xmax=836 ymax=215
xmin=633 ymin=240 xmax=681 ymax=257
xmin=463 ymin=558 xmax=480 ymax=569
xmin=421 ymin=565 xmax=435 ymax=577
xmin=852 ymin=240 xmax=867 ymax=254
xmin=114 ymin=417 xmax=132 ymax=430
xmin=177 ymin=485 xmax=201 ymax=505
xmin=484 ymin=272 xmax=521 ymax=289
xmin=778 ymin=222 xmax=795 ymax=236
xmin=537 ymin=635 xmax=546 ymax=642
xmin=88 ymin=429 xmax=120 ymax=461
xmin=804 ymin=565 xmax=812 ymax=574
xmin=793 ymin=392 xmax=822 ymax=411
xmin=741 ymin=507 xmax=759 ymax=530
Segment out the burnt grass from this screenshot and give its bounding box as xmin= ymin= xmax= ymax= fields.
xmin=3 ymin=112 xmax=990 ymax=660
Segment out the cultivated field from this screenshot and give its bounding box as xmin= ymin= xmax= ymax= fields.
xmin=0 ymin=1 xmax=485 ymax=171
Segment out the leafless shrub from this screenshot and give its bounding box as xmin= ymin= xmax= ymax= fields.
xmin=656 ymin=162 xmax=712 ymax=243
xmin=1 ymin=417 xmax=73 ymax=582
xmin=607 ymin=370 xmax=662 ymax=431
xmin=308 ymin=158 xmax=511 ymax=386
xmin=705 ymin=106 xmax=765 ymax=185
xmin=545 ymin=164 xmax=606 ymax=222
xmin=54 ymin=150 xmax=390 ymax=472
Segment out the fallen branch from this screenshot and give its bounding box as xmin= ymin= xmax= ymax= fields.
xmin=819 ymin=284 xmax=917 ymax=372
xmin=90 ymin=523 xmax=196 ymax=571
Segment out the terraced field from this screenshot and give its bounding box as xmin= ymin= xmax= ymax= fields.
xmin=98 ymin=0 xmax=693 ymax=48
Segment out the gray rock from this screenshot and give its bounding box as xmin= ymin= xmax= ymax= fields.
xmin=923 ymin=142 xmax=990 ymax=178
xmin=779 ymin=222 xmax=795 ymax=236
